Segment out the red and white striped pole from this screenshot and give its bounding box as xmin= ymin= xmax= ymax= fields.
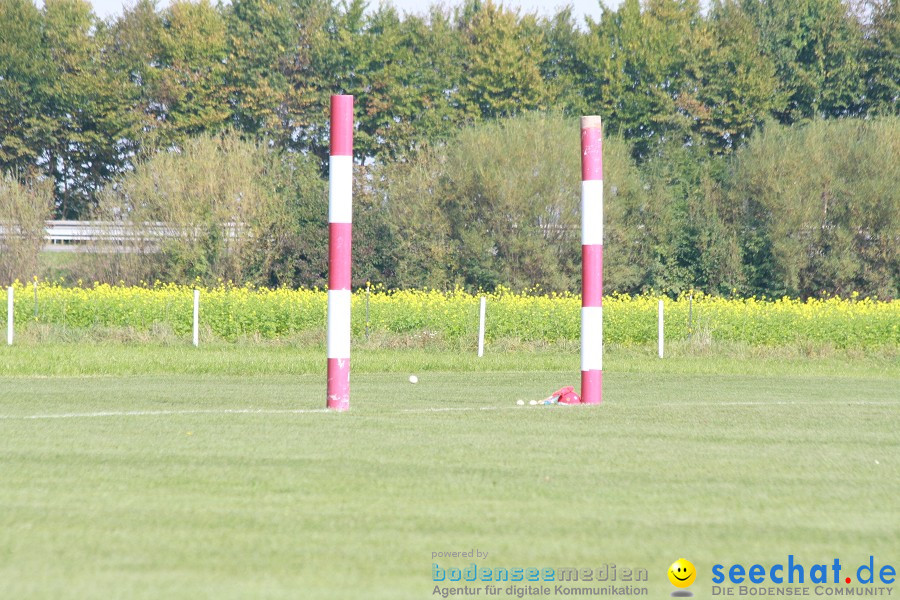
xmin=327 ymin=95 xmax=353 ymax=411
xmin=581 ymin=116 xmax=603 ymax=405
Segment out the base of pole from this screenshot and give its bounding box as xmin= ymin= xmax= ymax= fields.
xmin=581 ymin=369 xmax=602 ymax=405
xmin=327 ymin=357 xmax=350 ymax=411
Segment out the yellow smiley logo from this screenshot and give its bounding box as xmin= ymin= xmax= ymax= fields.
xmin=668 ymin=558 xmax=697 ymax=588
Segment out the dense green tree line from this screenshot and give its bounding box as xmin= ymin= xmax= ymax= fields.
xmin=1 ymin=0 xmax=897 ymax=216
xmin=374 ymin=114 xmax=899 ymax=299
xmin=1 ymin=0 xmax=897 ymax=297
xmin=6 ymin=115 xmax=893 ymax=298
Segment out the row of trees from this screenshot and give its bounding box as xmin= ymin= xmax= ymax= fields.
xmin=1 ymin=0 xmax=898 ymax=217
xmin=379 ymin=115 xmax=899 ymax=299
xmin=4 ymin=115 xmax=896 ymax=298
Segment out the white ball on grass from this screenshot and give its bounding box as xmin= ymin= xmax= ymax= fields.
xmin=529 ymin=400 xmax=537 ymax=406
xmin=516 ymin=400 xmax=525 ymax=406
xmin=409 ymin=375 xmax=418 ymax=384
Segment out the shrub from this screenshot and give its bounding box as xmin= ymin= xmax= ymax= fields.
xmin=87 ymin=132 xmax=330 ymax=288
xmin=0 ymin=175 xmax=52 ymax=285
xmin=374 ymin=112 xmax=663 ymax=293
xmin=729 ymin=117 xmax=900 ymax=299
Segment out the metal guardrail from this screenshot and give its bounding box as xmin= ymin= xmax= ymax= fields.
xmin=0 ymin=221 xmax=240 ymax=253
xmin=46 ymin=221 xmax=171 ymax=251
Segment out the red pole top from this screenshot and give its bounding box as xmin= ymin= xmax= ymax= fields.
xmin=330 ymin=95 xmax=354 ymax=157
xmin=581 ymin=115 xmax=603 ymax=181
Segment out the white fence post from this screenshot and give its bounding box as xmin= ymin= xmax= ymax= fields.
xmin=193 ymin=289 xmax=200 ymax=347
xmin=7 ymin=286 xmax=13 ymax=346
xmin=658 ymin=299 xmax=664 ymax=359
xmin=477 ymin=296 xmax=486 ymax=357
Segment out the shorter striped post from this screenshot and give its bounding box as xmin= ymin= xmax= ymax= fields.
xmin=326 ymin=95 xmax=353 ymax=411
xmin=6 ymin=286 xmax=12 ymax=346
xmin=477 ymin=296 xmax=486 ymax=357
xmin=658 ymin=300 xmax=664 ymax=359
xmin=580 ymin=116 xmax=603 ymax=405
xmin=193 ymin=289 xmax=200 ymax=347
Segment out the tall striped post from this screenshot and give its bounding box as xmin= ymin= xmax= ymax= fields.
xmin=326 ymin=95 xmax=353 ymax=411
xmin=581 ymin=116 xmax=603 ymax=405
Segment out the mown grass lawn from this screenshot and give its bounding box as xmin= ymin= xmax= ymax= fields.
xmin=0 ymin=346 xmax=897 ymax=599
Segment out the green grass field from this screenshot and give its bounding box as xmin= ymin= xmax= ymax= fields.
xmin=0 ymin=344 xmax=898 ymax=599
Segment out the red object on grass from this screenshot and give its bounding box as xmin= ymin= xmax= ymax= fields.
xmin=558 ymin=390 xmax=582 ymax=404
xmin=550 ymin=386 xmax=582 ymax=405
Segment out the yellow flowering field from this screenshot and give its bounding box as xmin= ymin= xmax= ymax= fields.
xmin=3 ymin=282 xmax=898 ymax=348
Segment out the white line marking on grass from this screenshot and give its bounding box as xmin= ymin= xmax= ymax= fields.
xmin=2 ymin=400 xmax=895 ymax=421
xmin=400 ymin=406 xmax=510 ymax=413
xmin=659 ymin=401 xmax=897 ymax=407
xmin=0 ymin=406 xmax=516 ymax=420
xmin=0 ymin=408 xmax=331 ymax=420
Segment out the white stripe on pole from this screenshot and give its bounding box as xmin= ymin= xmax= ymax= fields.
xmin=326 ymin=289 xmax=352 ymax=359
xmin=328 ymin=156 xmax=354 ymax=223
xmin=477 ymin=296 xmax=486 ymax=357
xmin=580 ymin=306 xmax=603 ymax=371
xmin=658 ymin=299 xmax=664 ymax=359
xmin=580 ymin=181 xmax=604 ymax=245
xmin=193 ymin=289 xmax=200 ymax=347
xmin=7 ymin=286 xmax=13 ymax=346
